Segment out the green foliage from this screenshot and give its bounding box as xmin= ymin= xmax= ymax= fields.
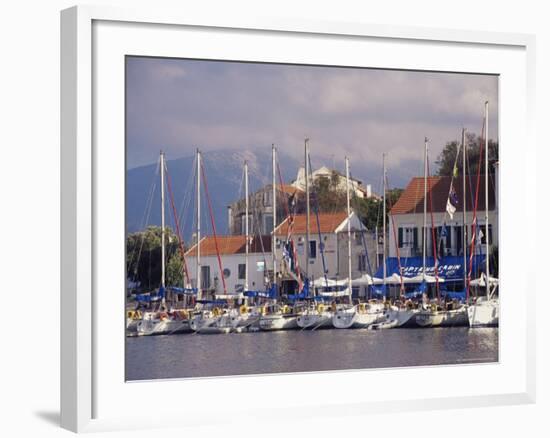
xmin=310 ymin=172 xmax=403 ymax=231
xmin=311 ymin=175 xmax=347 ymax=213
xmin=352 ymin=188 xmax=403 ymax=230
xmin=436 ymin=133 xmax=498 ymax=176
xmin=126 ymin=225 xmax=184 ymax=290
xmin=166 ymin=253 xmax=184 ymax=287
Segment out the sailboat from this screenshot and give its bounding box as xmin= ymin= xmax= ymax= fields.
xmin=415 ymin=138 xmax=468 ymax=328
xmin=332 ymin=156 xmax=385 ymax=329
xmin=232 ymin=159 xmax=265 ymax=330
xmin=259 ymin=145 xmax=301 ymax=331
xmin=467 ymin=101 xmax=499 ymax=327
xmin=135 ymin=151 xmax=193 ymax=336
xmin=296 ymin=139 xmax=336 ymax=330
xmin=188 ymin=150 xmax=244 ymax=334
xmin=375 ymin=153 xmax=421 ymax=328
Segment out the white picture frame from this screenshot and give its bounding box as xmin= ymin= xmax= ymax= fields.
xmin=60 ymin=5 xmax=536 ymax=433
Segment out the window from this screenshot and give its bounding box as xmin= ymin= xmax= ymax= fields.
xmin=398 ymin=227 xmax=417 ymax=249
xmin=264 ymin=214 xmax=274 ymax=234
xmin=358 ymin=254 xmax=366 ymax=271
xmin=309 ymin=240 xmax=317 ymax=259
xmin=263 ymin=190 xmax=272 ymax=207
xmin=355 ymin=231 xmax=363 ymax=246
xmin=240 ymin=214 xmax=253 ymax=235
xmin=201 ymin=265 xmax=211 ymax=289
xmin=480 ymin=224 xmax=493 ymax=245
xmin=436 ymin=225 xmax=452 ymax=256
xmin=238 ymin=263 xmax=246 ymax=280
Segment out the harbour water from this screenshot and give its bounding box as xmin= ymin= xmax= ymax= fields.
xmin=126 ymin=327 xmax=498 ymax=381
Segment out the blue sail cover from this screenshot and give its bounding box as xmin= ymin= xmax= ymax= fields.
xmin=134 ymin=293 xmax=162 ymax=303
xmin=167 ymin=286 xmax=198 ymax=295
xmin=244 ymin=285 xmax=277 ymax=299
xmin=440 ymin=289 xmax=467 ymax=300
xmin=371 ymin=284 xmax=388 ymax=299
xmin=286 ymin=281 xmax=311 ymax=301
xmin=374 ymin=255 xmax=485 ymax=282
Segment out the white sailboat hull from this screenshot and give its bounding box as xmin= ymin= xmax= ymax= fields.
xmin=297 ymin=312 xmax=333 ymax=329
xmin=468 ymin=299 xmax=499 ymax=327
xmin=332 ymin=309 xmax=385 ymax=329
xmin=415 ymin=306 xmax=468 ymax=327
xmin=259 ymin=314 xmax=298 ymax=331
xmin=385 ymin=308 xmax=418 ymax=327
xmin=191 ymin=313 xmax=241 ymax=334
xmin=136 ymin=318 xmax=191 ymax=336
xmin=332 ymin=303 xmax=386 ymax=329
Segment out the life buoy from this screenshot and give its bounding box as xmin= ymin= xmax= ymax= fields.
xmin=240 ymin=305 xmax=248 ymax=315
xmin=317 ymin=304 xmax=325 ymax=313
xmin=213 ymin=307 xmax=221 ymax=317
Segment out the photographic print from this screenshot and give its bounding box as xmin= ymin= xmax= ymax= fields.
xmin=125 ymin=56 xmax=499 ymax=381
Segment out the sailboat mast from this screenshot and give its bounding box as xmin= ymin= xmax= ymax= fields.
xmin=484 ymin=101 xmax=490 ymax=297
xmin=462 ymin=128 xmax=468 ymax=296
xmin=345 ymin=156 xmax=353 ymax=301
xmin=272 ymin=145 xmax=277 ymax=293
xmin=196 ymin=149 xmax=201 ymax=300
xmin=382 ymin=154 xmax=387 ymax=288
xmin=422 ymin=138 xmax=428 ymax=281
xmin=305 ymin=138 xmax=310 ymax=280
xmin=160 ymin=151 xmax=166 ymax=302
xmin=245 ymin=160 xmax=249 ymax=292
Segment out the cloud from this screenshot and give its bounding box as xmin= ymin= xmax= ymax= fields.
xmin=125 ymin=57 xmax=498 ymax=187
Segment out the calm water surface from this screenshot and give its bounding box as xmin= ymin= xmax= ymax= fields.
xmin=126 ymin=327 xmax=498 ymax=381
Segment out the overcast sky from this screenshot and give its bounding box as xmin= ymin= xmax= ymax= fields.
xmin=126 ymin=56 xmax=498 ymax=186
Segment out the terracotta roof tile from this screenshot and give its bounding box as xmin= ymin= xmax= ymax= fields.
xmin=391 ymin=175 xmax=496 ymax=215
xmin=274 ymin=211 xmax=348 ymax=236
xmin=278 ymin=184 xmax=303 ymax=195
xmin=185 ymin=235 xmax=271 ymax=257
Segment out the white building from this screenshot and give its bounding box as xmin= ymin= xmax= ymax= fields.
xmin=389 ymin=174 xmax=497 ymax=259
xmin=273 ymin=211 xmax=377 ymax=297
xmin=291 ymin=165 xmax=375 ymax=199
xmin=184 ymin=235 xmax=272 ymax=298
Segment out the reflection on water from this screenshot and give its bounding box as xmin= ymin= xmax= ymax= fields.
xmin=126 ymin=327 xmax=498 ymax=381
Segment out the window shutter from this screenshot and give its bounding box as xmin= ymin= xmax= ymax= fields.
xmin=398 ymin=227 xmax=403 ymax=248
xmin=413 ymin=228 xmax=418 ymax=250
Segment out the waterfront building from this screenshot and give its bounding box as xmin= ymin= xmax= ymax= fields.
xmin=389 ymin=172 xmax=498 ymax=259
xmin=227 ymin=184 xmax=305 ymax=236
xmin=273 ymin=211 xmax=378 ymax=298
xmin=184 ymin=235 xmax=272 ymax=298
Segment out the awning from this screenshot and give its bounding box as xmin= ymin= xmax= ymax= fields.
xmin=375 ymin=255 xmax=486 ymax=282
xmin=469 ymin=273 xmax=499 ymax=287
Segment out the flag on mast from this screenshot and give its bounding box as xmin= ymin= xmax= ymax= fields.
xmin=446 ymin=183 xmax=459 ymax=219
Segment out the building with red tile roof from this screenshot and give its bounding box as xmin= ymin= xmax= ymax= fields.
xmin=388 ymin=172 xmax=498 ymax=259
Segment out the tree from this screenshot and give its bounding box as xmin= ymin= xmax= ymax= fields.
xmin=126 ymin=226 xmax=183 ymax=291
xmin=166 ymin=253 xmax=184 ymax=287
xmin=355 ymin=189 xmax=403 ymax=230
xmin=311 ymin=175 xmax=347 ymax=213
xmin=436 ymin=133 xmax=498 ymax=177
